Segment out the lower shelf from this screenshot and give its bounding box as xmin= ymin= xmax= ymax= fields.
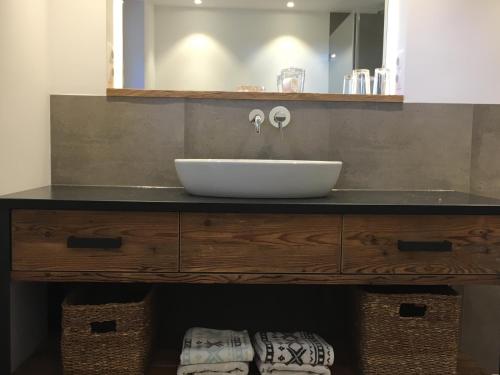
xmin=13 ymin=344 xmax=487 ymax=375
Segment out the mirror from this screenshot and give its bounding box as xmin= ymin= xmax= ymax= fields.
xmin=115 ymin=0 xmax=388 ymax=94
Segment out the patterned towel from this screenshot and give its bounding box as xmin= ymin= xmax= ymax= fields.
xmin=255 ymin=358 xmax=330 ymax=375
xmin=180 ymin=328 xmax=255 ymax=365
xmin=253 ymin=332 xmax=334 ymax=375
xmin=177 ymin=362 xmax=249 ymax=375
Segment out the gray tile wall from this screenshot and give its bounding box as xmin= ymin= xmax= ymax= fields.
xmin=51 ymin=96 xmax=185 ymax=187
xmin=470 ymin=104 xmax=500 ymax=198
xmin=463 ymin=104 xmax=500 ymax=374
xmin=51 ymin=96 xmax=474 ymax=191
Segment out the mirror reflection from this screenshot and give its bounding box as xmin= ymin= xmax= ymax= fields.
xmin=118 ymin=0 xmax=387 ymax=94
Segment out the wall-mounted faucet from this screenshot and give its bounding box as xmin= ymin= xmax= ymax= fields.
xmin=249 ymin=109 xmax=265 ymax=134
xmin=269 ymin=106 xmax=291 ymax=129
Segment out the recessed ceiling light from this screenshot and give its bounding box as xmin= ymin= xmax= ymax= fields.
xmin=194 ymin=0 xmax=202 ymax=5
xmin=330 ymin=53 xmax=336 ymax=59
xmin=286 ymin=1 xmax=295 ymax=8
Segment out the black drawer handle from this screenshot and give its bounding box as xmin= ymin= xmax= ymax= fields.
xmin=397 ymin=240 xmax=452 ymax=252
xmin=67 ymin=236 xmax=122 ymax=249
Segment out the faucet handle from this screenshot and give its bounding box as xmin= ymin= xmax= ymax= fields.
xmin=270 ymin=106 xmax=291 ymax=129
xmin=249 ymin=109 xmax=265 ymax=134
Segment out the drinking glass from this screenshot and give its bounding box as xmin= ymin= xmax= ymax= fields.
xmin=277 ymin=75 xmax=283 ymax=92
xmin=373 ymin=68 xmax=391 ymax=95
xmin=352 ymin=69 xmax=371 ymax=95
xmin=343 ymin=74 xmax=354 ymax=94
xmin=277 ymin=67 xmax=305 ymax=93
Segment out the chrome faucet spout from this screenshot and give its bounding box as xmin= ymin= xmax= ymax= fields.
xmin=254 ymin=115 xmax=263 ymax=134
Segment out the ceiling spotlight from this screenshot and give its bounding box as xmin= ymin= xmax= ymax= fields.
xmin=194 ymin=0 xmax=202 ymax=5
xmin=286 ymin=1 xmax=295 ymax=8
xmin=330 ymin=53 xmax=336 ymax=59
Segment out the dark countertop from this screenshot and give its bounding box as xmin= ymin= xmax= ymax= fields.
xmin=2 ymin=185 xmax=500 ymax=214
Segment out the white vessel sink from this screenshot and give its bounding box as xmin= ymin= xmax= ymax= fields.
xmin=175 ymin=159 xmax=342 ymax=198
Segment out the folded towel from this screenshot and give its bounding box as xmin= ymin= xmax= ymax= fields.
xmin=253 ymin=332 xmax=334 ymax=367
xmin=177 ymin=362 xmax=249 ymax=375
xmin=256 ymin=358 xmax=330 ymax=375
xmin=180 ymin=328 xmax=255 ymax=365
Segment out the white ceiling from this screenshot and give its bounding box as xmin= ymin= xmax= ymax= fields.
xmin=149 ymin=0 xmax=385 ymax=13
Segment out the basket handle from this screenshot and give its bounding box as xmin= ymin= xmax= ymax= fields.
xmin=90 ymin=320 xmax=117 ymax=334
xmin=399 ymin=303 xmax=427 ymax=318
xmin=397 ymin=240 xmax=452 ymax=252
xmin=67 ymin=236 xmax=122 ymax=249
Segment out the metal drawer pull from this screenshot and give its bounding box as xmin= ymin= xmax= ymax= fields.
xmin=67 ymin=236 xmax=122 ymax=249
xmin=397 ymin=240 xmax=452 ymax=252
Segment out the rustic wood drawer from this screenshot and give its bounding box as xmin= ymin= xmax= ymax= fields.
xmin=180 ymin=213 xmax=341 ymax=273
xmin=12 ymin=210 xmax=179 ymax=272
xmin=342 ymin=215 xmax=500 ymax=275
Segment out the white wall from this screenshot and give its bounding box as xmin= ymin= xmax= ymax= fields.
xmin=0 ymin=2 xmax=51 ymax=196
xmin=386 ymin=0 xmax=500 ymax=104
xmin=0 ymin=0 xmax=50 ymax=371
xmin=124 ymin=0 xmax=145 ymax=88
xmin=145 ymin=1 xmax=157 ymax=89
xmin=48 ymin=0 xmax=108 ymax=95
xmin=151 ymin=7 xmax=330 ymax=92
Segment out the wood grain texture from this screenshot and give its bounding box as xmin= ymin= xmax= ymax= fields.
xmin=180 ymin=213 xmax=341 ymax=273
xmin=107 ymin=88 xmax=404 ymax=103
xmin=12 ymin=210 xmax=179 ymax=273
xmin=343 ymin=215 xmax=500 ymax=275
xmin=11 ymin=271 xmax=499 ymax=285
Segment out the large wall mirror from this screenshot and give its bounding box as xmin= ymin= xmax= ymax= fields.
xmin=110 ymin=0 xmax=396 ymax=97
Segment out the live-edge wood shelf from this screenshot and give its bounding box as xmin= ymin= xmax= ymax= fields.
xmin=107 ymin=88 xmax=404 ymax=103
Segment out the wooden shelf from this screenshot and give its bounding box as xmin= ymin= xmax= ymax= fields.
xmin=13 ymin=342 xmax=487 ymax=375
xmin=107 ymin=88 xmax=404 ymax=103
xmin=11 ymin=270 xmax=500 ymax=285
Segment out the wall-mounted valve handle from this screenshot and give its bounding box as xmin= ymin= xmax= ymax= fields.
xmin=249 ymin=109 xmax=265 ymax=134
xmin=269 ymin=106 xmax=291 ymax=129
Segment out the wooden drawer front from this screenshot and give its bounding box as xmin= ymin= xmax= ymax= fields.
xmin=12 ymin=210 xmax=179 ymax=272
xmin=343 ymin=215 xmax=500 ymax=275
xmin=180 ymin=213 xmax=341 ymax=273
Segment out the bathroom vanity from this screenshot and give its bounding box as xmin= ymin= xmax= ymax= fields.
xmin=1 ymin=185 xmax=499 ymax=374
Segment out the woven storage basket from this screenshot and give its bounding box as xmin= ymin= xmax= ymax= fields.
xmin=356 ymin=286 xmax=461 ymax=375
xmin=61 ymin=285 xmax=153 ymax=375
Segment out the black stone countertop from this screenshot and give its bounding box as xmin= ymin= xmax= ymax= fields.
xmin=2 ymin=185 xmax=500 ymax=215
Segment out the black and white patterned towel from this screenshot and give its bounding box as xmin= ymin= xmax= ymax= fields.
xmin=253 ymin=332 xmax=334 ymax=367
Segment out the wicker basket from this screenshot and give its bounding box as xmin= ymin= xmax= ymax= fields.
xmin=356 ymin=286 xmax=462 ymax=375
xmin=61 ymin=285 xmax=154 ymax=375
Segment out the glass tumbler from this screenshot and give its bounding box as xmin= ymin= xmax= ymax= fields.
xmin=352 ymin=69 xmax=371 ymax=95
xmin=343 ymin=74 xmax=354 ymax=94
xmin=277 ymin=75 xmax=283 ymax=93
xmin=277 ymin=67 xmax=305 ymax=93
xmin=373 ymin=68 xmax=391 ymax=95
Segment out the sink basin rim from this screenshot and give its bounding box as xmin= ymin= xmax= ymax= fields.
xmin=176 ymin=159 xmax=342 ymax=165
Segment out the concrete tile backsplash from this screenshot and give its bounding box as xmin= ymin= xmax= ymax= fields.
xmin=328 ymin=103 xmax=473 ymax=190
xmin=51 ymin=96 xmax=495 ymax=195
xmin=185 ymin=100 xmax=332 ymax=161
xmin=470 ymin=104 xmax=500 ymax=199
xmin=51 ymin=96 xmax=185 ymax=187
